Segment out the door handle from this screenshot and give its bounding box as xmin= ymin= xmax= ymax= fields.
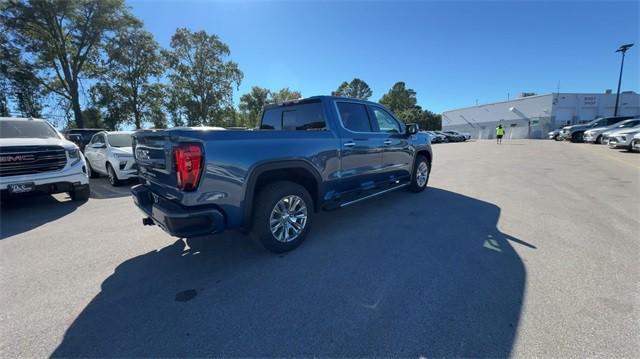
xmin=383 ymin=140 xmax=392 ymax=145
xmin=343 ymin=141 xmax=356 ymax=147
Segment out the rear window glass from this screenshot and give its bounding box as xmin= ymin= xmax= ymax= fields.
xmin=260 ymin=102 xmax=326 ymax=131
xmin=0 ymin=120 xmax=60 ymax=139
xmin=337 ymin=102 xmax=372 ymax=132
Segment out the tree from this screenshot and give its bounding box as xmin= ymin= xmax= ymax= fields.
xmin=397 ymin=105 xmax=442 ymax=131
xmin=239 ymin=86 xmax=270 ymax=127
xmin=331 ymin=78 xmax=372 ymax=100
xmin=269 ymin=88 xmax=302 ymax=104
xmin=97 ymin=26 xmax=165 ymax=129
xmin=0 ymin=31 xmax=44 ymax=117
xmin=379 ymin=81 xmax=417 ymax=114
xmin=164 ymin=28 xmax=243 ymax=126
xmin=1 ymin=0 xmax=137 ymax=127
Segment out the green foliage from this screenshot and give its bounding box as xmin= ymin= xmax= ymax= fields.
xmin=239 ymin=86 xmax=270 ymax=127
xmin=269 ymin=88 xmax=302 ymax=104
xmin=331 ymin=78 xmax=372 ymax=100
xmin=397 ymin=106 xmax=442 ymax=131
xmin=0 ymin=31 xmax=44 ymax=117
xmin=379 ymin=82 xmax=417 ymax=113
xmin=94 ymin=25 xmax=165 ymax=129
xmin=81 ymin=107 xmax=104 ymax=128
xmin=1 ymin=0 xmax=138 ymax=128
xmin=164 ymin=28 xmax=243 ymax=126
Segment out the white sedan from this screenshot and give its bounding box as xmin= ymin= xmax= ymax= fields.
xmin=84 ymin=131 xmax=137 ymax=186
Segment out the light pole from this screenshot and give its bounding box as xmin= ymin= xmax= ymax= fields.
xmin=614 ymin=43 xmax=634 ymax=116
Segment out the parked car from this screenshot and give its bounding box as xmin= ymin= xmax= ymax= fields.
xmin=63 ymin=128 xmax=104 ymax=152
xmin=424 ymin=131 xmax=445 ymax=143
xmin=131 ymin=96 xmax=432 ymax=252
xmin=560 ymin=116 xmax=633 ymax=142
xmin=584 ymin=118 xmax=640 ymax=144
xmin=631 ymin=133 xmax=640 ymax=153
xmin=0 ymin=117 xmax=90 ymax=201
xmin=548 ymin=129 xmax=562 ymax=140
xmin=436 ymin=131 xmax=464 ymax=142
xmin=84 ymin=131 xmax=137 ymax=186
xmin=443 ymin=130 xmax=469 ymax=141
xmin=607 ymin=125 xmax=640 ymax=150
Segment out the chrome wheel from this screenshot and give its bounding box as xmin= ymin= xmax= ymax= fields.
xmin=269 ymin=195 xmax=308 ymax=243
xmin=416 ymin=161 xmax=429 ymax=187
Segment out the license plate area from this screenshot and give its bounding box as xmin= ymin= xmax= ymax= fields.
xmin=8 ymin=182 xmax=35 ymax=193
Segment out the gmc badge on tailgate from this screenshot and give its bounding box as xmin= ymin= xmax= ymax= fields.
xmin=136 ymin=148 xmax=150 ymax=160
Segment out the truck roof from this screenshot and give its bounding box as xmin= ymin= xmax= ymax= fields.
xmin=263 ymin=95 xmax=378 ymax=110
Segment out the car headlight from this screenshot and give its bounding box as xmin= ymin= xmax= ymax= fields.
xmin=67 ymin=148 xmax=81 ymax=165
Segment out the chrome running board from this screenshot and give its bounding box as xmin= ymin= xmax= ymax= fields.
xmin=339 ymin=183 xmax=409 ymax=208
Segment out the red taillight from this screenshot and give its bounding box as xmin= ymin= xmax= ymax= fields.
xmin=174 ymin=144 xmax=203 ymax=191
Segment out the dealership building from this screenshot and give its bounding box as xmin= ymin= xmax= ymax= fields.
xmin=441 ymin=91 xmax=640 ymax=139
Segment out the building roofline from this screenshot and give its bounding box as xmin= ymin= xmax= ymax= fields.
xmin=442 ymin=91 xmax=638 ymax=114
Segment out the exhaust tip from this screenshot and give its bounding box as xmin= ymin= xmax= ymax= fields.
xmin=142 ymin=217 xmax=155 ymax=226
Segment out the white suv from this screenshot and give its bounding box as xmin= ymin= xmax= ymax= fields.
xmin=84 ymin=131 xmax=136 ymax=186
xmin=0 ymin=117 xmax=90 ymax=201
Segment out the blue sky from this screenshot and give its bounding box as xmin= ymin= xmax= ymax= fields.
xmin=129 ymin=0 xmax=639 ymax=113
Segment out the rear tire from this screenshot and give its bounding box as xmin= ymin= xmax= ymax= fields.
xmin=408 ymin=155 xmax=430 ymax=193
xmin=250 ymin=181 xmax=314 ymax=253
xmin=596 ymin=135 xmax=602 ymax=144
xmin=69 ymin=186 xmax=90 ymax=202
xmin=107 ymin=163 xmax=121 ymax=187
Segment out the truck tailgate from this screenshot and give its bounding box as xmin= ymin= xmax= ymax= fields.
xmin=132 ymin=130 xmax=179 ymax=190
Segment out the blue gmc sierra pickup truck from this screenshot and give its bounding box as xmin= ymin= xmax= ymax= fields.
xmin=131 ymin=96 xmax=433 ymax=252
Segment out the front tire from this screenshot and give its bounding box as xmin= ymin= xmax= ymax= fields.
xmin=86 ymin=161 xmax=99 ymax=178
xmin=250 ymin=181 xmax=314 ymax=253
xmin=571 ymin=132 xmax=583 ymax=143
xmin=107 ymin=163 xmax=121 ymax=187
xmin=408 ymin=155 xmax=430 ymax=193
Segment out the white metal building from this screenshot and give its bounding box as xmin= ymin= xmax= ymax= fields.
xmin=442 ymin=91 xmax=640 ymax=139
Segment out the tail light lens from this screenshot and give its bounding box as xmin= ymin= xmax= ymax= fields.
xmin=174 ymin=144 xmax=203 ymax=191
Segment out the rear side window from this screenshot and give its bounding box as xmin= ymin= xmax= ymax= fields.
xmin=337 ymin=102 xmax=372 ymax=132
xmin=260 ymin=102 xmax=326 ymax=131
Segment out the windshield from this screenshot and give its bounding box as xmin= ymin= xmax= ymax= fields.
xmin=107 ymin=133 xmax=133 ymax=147
xmin=0 ymin=120 xmax=60 ymax=139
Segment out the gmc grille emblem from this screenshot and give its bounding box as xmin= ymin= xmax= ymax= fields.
xmin=0 ymin=154 xmax=36 ymax=163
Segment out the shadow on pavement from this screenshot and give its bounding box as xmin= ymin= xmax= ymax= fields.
xmin=52 ymin=187 xmax=531 ymax=357
xmin=0 ymin=195 xmax=83 ymax=240
xmin=89 ymin=177 xmax=138 ymax=199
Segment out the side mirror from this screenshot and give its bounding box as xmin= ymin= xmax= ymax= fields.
xmin=406 ymin=123 xmax=419 ymax=135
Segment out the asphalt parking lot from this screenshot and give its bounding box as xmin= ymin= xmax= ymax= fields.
xmin=1 ymin=140 xmax=638 ymax=358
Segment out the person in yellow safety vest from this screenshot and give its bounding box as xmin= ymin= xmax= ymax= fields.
xmin=496 ymin=124 xmax=505 ymax=144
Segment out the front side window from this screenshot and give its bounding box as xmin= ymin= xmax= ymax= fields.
xmin=91 ymin=134 xmax=105 ymax=145
xmin=0 ymin=120 xmax=60 ymax=139
xmin=337 ymin=102 xmax=372 ymax=132
xmin=371 ymin=107 xmax=401 ymax=133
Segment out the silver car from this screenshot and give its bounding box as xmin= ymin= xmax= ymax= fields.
xmin=84 ymin=131 xmax=136 ymax=186
xmin=607 ymin=125 xmax=640 ymax=150
xmin=586 ymin=119 xmax=640 ymax=144
xmin=631 ymin=133 xmax=640 ymax=153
